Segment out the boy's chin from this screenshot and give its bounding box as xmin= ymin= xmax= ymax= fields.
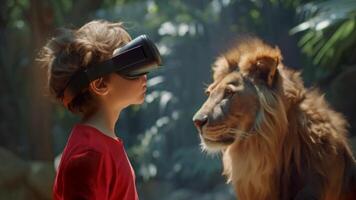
xmin=133 ymin=98 xmax=145 ymax=105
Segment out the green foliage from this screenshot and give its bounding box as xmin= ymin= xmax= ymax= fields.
xmin=6 ymin=0 xmax=354 ymax=198
xmin=291 ymin=0 xmax=356 ymax=81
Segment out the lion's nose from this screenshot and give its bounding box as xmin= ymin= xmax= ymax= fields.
xmin=193 ymin=114 xmax=208 ymax=130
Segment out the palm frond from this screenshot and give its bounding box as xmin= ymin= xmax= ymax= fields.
xmin=291 ymin=0 xmax=356 ymax=34
xmin=291 ymin=0 xmax=356 ymax=74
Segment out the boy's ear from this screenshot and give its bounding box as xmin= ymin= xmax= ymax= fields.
xmin=251 ymin=56 xmax=279 ymax=87
xmin=89 ymin=77 xmax=109 ymax=96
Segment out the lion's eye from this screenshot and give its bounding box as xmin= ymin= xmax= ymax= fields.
xmin=205 ymin=90 xmax=211 ymax=96
xmin=224 ymin=88 xmax=234 ymax=98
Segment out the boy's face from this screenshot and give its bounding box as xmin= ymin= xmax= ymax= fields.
xmin=106 ymin=73 xmax=147 ymax=108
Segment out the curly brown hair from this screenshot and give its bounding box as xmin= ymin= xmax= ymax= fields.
xmin=38 ymin=20 xmax=131 ymax=117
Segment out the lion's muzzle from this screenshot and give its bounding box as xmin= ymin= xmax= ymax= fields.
xmin=192 ymin=112 xmax=208 ymax=132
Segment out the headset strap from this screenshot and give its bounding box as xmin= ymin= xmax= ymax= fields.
xmin=61 ymin=45 xmax=147 ymax=108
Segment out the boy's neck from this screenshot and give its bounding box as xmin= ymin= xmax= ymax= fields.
xmin=82 ymin=106 xmax=123 ymax=139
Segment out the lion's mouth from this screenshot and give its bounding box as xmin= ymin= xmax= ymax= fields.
xmin=203 ymin=133 xmax=236 ymax=145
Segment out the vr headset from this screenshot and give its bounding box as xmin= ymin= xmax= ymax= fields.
xmin=61 ymin=35 xmax=162 ymax=108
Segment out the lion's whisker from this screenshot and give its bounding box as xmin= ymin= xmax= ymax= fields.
xmin=228 ymin=128 xmax=251 ymax=140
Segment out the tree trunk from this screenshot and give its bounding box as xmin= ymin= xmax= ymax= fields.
xmin=0 ymin=0 xmax=28 ymax=157
xmin=26 ymin=0 xmax=55 ymax=161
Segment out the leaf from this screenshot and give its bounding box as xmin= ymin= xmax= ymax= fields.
xmin=291 ymin=0 xmax=356 ymax=34
xmin=292 ymin=0 xmax=356 ymax=75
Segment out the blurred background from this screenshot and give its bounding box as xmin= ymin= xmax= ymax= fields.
xmin=0 ymin=0 xmax=355 ymax=199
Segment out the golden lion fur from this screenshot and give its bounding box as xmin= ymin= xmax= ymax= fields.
xmin=209 ymin=38 xmax=356 ymax=200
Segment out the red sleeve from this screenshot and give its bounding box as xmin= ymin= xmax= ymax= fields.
xmin=62 ymin=150 xmax=104 ymax=200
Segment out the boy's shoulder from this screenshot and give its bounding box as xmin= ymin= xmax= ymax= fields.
xmin=65 ymin=124 xmax=123 ymax=156
xmin=64 ymin=148 xmax=103 ymax=175
xmin=60 ymin=125 xmax=111 ymax=169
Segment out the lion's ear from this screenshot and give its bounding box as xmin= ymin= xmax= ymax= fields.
xmin=212 ymin=57 xmax=233 ymax=81
xmin=252 ymin=56 xmax=279 ymax=87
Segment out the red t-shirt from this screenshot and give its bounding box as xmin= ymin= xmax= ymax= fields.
xmin=53 ymin=124 xmax=139 ymax=200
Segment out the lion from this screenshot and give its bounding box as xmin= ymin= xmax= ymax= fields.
xmin=193 ymin=37 xmax=356 ymax=200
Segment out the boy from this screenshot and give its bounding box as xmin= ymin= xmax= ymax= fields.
xmin=39 ymin=20 xmax=149 ymax=200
